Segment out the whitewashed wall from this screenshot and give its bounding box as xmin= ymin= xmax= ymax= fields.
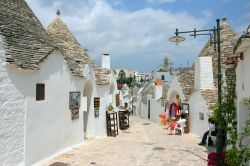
xmin=140 ymin=103 xmax=148 ymax=119
xmin=236 ymin=47 xmax=250 ymax=135
xmin=167 ymin=76 xmax=185 ymax=102
xmin=95 ymin=85 xmax=110 ymax=137
xmin=149 ymin=99 xmax=164 ymax=124
xmin=135 ymin=97 xmax=164 ymax=123
xmin=92 ymin=71 xmax=118 ymax=137
xmin=154 ymin=85 xmax=162 ymax=100
xmin=189 ymin=91 xmax=209 ymax=137
xmin=135 ymin=100 xmax=141 ymax=117
xmin=10 ymin=51 xmax=85 ymax=166
xmin=154 ymin=71 xmax=171 ymax=85
xmin=195 ymin=57 xmax=214 ymax=89
xmin=0 ymin=36 xmax=26 ymax=166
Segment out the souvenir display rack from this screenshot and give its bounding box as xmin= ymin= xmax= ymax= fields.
xmin=118 ymin=110 xmax=130 ymax=130
xmin=106 ymin=111 xmax=118 ymax=137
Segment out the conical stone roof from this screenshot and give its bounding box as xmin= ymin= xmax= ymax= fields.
xmin=198 ymin=18 xmax=238 ymax=86
xmin=177 ymin=18 xmax=238 ymax=105
xmin=47 ymin=12 xmax=110 ymax=84
xmin=177 ymin=66 xmax=195 ymax=102
xmin=0 ymin=0 xmax=57 ymax=70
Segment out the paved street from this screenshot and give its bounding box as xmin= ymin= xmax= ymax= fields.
xmin=44 ymin=116 xmax=215 ymax=166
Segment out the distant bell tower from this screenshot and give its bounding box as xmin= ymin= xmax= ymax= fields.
xmin=163 ymin=56 xmax=169 ymax=71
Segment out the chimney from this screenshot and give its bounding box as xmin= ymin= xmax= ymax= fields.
xmin=102 ymin=53 xmax=110 ymax=69
xmin=195 ymin=57 xmax=214 ymax=89
xmin=154 ymin=80 xmax=162 ymax=100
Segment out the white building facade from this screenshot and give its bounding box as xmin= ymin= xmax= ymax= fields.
xmin=234 ymin=26 xmax=250 ymax=140
xmin=0 ymin=2 xmax=117 ymax=166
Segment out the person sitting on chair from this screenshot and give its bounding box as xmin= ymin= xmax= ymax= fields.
xmin=174 ymin=114 xmax=186 ymax=134
xmin=198 ymin=117 xmax=217 ymax=146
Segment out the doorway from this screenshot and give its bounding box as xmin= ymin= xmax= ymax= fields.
xmin=148 ymin=100 xmax=150 ymax=119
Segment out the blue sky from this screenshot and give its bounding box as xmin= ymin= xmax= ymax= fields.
xmin=26 ymin=0 xmax=250 ymax=72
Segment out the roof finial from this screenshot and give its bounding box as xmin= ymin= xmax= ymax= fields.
xmin=56 ymin=9 xmax=61 ymax=16
xmin=222 ymin=18 xmax=227 ymax=21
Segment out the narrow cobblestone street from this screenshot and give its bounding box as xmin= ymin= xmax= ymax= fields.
xmin=44 ymin=116 xmax=215 ymax=166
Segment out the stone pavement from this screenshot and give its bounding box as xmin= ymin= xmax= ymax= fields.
xmin=44 ymin=116 xmax=216 ymax=166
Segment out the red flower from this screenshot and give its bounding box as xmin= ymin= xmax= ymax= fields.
xmin=117 ymin=83 xmax=123 ymax=90
xmin=207 ymin=152 xmax=225 ymax=166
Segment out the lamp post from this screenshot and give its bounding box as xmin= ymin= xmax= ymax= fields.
xmin=169 ymin=19 xmax=224 ymax=153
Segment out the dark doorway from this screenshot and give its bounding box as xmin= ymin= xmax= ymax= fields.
xmin=148 ymin=100 xmax=150 ymax=119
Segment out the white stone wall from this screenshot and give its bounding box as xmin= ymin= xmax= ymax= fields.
xmin=0 ymin=36 xmax=26 ymax=166
xmin=95 ymin=85 xmax=110 ymax=137
xmin=149 ymin=99 xmax=165 ymax=124
xmin=135 ymin=100 xmax=141 ymax=117
xmin=12 ymin=51 xmax=85 ymax=166
xmin=154 ymin=71 xmax=171 ymax=85
xmin=236 ymin=47 xmax=250 ymax=135
xmin=195 ymin=57 xmax=214 ymax=90
xmin=135 ymin=97 xmax=164 ymax=123
xmin=189 ymin=91 xmax=210 ymax=137
xmin=140 ymin=103 xmax=148 ymax=119
xmin=92 ymin=72 xmax=118 ymax=137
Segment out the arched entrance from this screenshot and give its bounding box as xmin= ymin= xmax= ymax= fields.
xmin=83 ymin=80 xmax=93 ymax=137
xmin=168 ymin=91 xmax=181 ymax=118
xmin=169 ymin=91 xmax=181 ymax=105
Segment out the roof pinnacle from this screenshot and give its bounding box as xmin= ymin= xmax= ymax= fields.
xmin=56 ymin=9 xmax=61 ymax=16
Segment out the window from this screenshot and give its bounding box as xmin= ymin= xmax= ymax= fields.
xmin=161 ymin=75 xmax=165 ymax=80
xmin=115 ymin=94 xmax=120 ymax=106
xmin=94 ymin=97 xmax=100 ymax=108
xmin=36 ymin=83 xmax=45 ymax=101
xmin=199 ymin=112 xmax=204 ymax=120
xmin=94 ymin=97 xmax=100 ymax=118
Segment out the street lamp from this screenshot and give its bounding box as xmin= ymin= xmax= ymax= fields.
xmin=169 ymin=19 xmax=224 ymax=153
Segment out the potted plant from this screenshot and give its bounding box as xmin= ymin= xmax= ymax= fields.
xmin=106 ymin=103 xmax=114 ymax=112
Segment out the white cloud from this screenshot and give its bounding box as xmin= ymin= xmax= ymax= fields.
xmin=147 ymin=0 xmax=176 ymax=4
xmin=26 ymin=0 xmax=208 ymax=72
xmin=201 ymin=10 xmax=213 ymax=18
xmin=242 ymin=12 xmax=250 ymax=19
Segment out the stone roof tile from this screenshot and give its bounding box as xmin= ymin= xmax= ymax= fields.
xmin=0 ymin=0 xmax=57 ymax=70
xmin=200 ymin=89 xmax=217 ymax=107
xmin=177 ymin=67 xmax=195 ymax=102
xmin=47 ymin=13 xmax=110 ymax=83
